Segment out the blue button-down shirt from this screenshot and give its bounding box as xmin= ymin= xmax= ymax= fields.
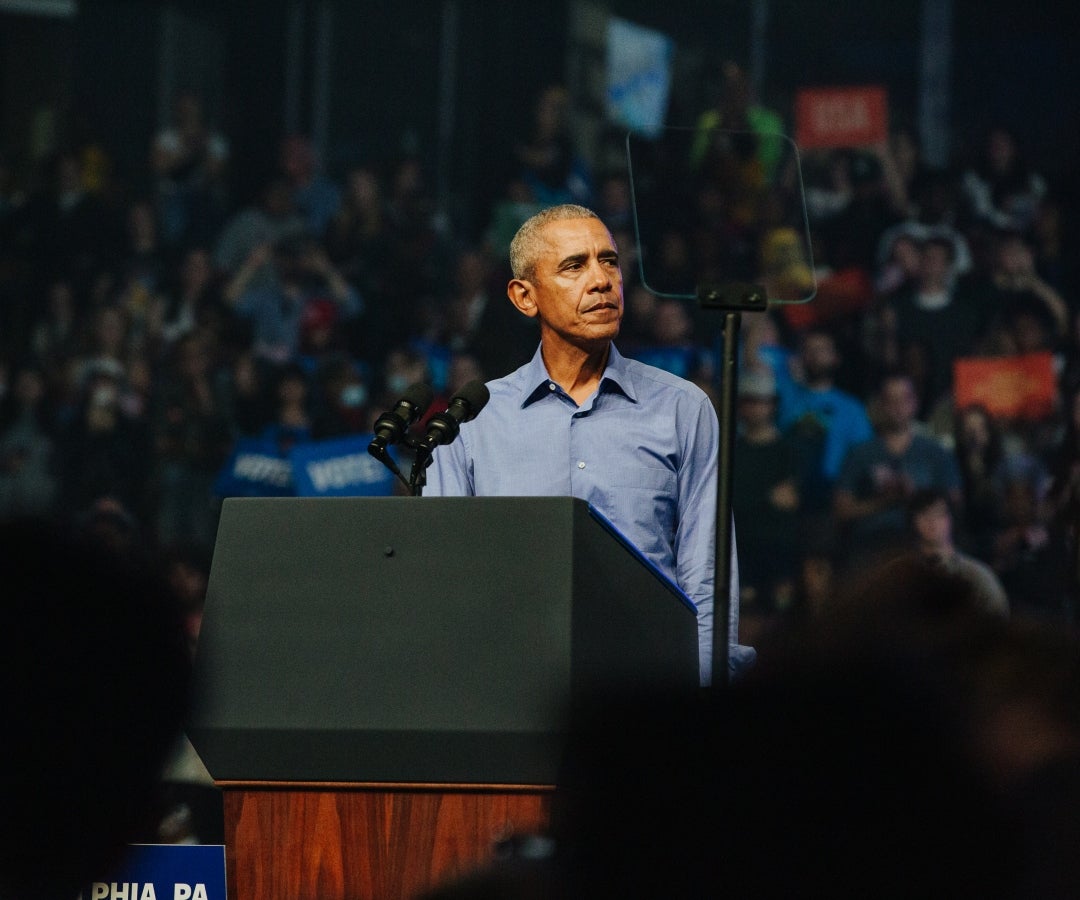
xmin=425 ymin=344 xmax=743 ymax=685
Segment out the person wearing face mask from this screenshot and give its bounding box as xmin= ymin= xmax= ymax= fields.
xmin=312 ymin=357 xmax=371 ymax=439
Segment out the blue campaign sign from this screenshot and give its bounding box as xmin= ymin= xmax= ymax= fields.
xmin=606 ymin=16 xmax=674 ymax=139
xmin=214 ymin=436 xmax=295 ymax=498
xmin=290 ymin=434 xmax=397 ymax=496
xmin=80 ymin=844 xmax=226 ymax=900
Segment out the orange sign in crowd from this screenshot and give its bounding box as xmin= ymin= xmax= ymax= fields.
xmin=953 ymin=353 xmax=1058 ymax=421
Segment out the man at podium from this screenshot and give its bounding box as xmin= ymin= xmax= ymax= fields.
xmin=426 ymin=204 xmax=745 ymax=685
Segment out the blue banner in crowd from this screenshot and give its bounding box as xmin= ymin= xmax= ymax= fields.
xmin=215 ymin=434 xmax=398 ymax=498
xmin=80 ymin=844 xmax=226 ymax=900
xmin=290 ymin=435 xmax=397 ymax=496
xmin=214 ymin=436 xmax=295 ymax=498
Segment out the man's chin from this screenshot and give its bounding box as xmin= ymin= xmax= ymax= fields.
xmin=570 ymin=327 xmax=619 ymax=354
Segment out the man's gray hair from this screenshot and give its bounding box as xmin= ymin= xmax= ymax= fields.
xmin=509 ymin=204 xmax=602 ymax=281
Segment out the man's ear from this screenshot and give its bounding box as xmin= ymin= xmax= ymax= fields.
xmin=507 ymin=279 xmax=539 ymax=318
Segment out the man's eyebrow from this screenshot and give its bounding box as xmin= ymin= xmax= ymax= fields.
xmin=557 ymin=252 xmax=589 ymax=268
xmin=557 ymin=249 xmax=619 ymax=268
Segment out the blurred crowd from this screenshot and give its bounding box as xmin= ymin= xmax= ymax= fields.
xmin=1 ymin=65 xmax=1079 ymax=647
xmin=3 ymin=54 xmax=1080 ymax=899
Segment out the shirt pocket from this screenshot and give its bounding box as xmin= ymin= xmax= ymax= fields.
xmin=605 ymin=464 xmax=678 ymax=557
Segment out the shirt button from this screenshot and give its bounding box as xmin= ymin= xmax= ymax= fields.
xmin=549 ymin=382 xmax=556 ymax=391
xmin=577 ymin=461 xmax=586 ymax=469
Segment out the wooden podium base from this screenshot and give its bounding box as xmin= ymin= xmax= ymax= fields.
xmin=220 ymin=782 xmax=552 ymax=900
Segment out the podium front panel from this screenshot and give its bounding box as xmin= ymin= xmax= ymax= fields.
xmin=189 ymin=497 xmax=697 ymax=784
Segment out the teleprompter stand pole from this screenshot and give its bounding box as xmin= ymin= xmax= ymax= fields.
xmin=698 ymin=281 xmax=768 ymax=685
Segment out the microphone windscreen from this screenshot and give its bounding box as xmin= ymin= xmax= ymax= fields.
xmin=402 ymin=381 xmax=435 ymax=413
xmin=454 ymin=380 xmax=490 ymax=420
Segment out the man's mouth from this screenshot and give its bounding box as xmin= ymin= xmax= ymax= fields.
xmin=584 ymin=300 xmax=619 ymax=313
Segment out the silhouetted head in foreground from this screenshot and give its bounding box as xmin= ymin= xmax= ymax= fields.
xmin=0 ymin=517 xmax=191 ymax=899
xmin=424 ymin=556 xmax=1063 ymax=899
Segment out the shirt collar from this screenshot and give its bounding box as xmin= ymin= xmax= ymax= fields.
xmin=519 ymin=342 xmax=639 ymax=407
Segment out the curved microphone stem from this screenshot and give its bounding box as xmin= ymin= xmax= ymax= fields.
xmin=369 ymin=441 xmax=413 ymax=492
xmin=407 ymin=439 xmax=434 ymax=496
xmin=406 ymin=381 xmax=491 ymax=496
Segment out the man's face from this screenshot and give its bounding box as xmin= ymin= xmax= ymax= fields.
xmin=801 ymin=333 xmax=838 ymax=381
xmin=918 ymin=242 xmax=953 ymax=287
xmin=738 ymin=394 xmax=776 ymax=429
xmin=512 ymin=217 xmax=623 ymax=351
xmin=880 ymin=377 xmax=917 ymax=430
xmin=913 ymin=499 xmax=952 ymax=549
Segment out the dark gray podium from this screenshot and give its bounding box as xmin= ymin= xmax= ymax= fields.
xmin=187 ymin=495 xmax=698 ymax=900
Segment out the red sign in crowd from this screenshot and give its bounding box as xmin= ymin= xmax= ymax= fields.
xmin=794 ymin=85 xmax=889 ymax=149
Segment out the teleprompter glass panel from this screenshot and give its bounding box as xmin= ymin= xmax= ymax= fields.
xmin=626 ymin=127 xmax=816 ymax=305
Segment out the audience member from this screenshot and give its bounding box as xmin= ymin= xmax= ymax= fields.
xmin=773 ymin=326 xmax=873 ymax=526
xmin=223 ymin=233 xmax=361 ymax=367
xmin=440 ymin=247 xmax=539 ymax=381
xmin=29 ymin=277 xmax=83 ymax=368
xmin=219 ymin=348 xmax=274 ymax=437
xmin=690 ymin=59 xmax=786 ymax=184
xmin=0 ymin=362 xmax=58 ymax=518
xmin=882 ymin=234 xmax=987 ymax=412
xmin=279 ymin=134 xmax=342 ymax=239
xmin=294 ymin=295 xmax=345 ymax=372
xmin=626 ymin=298 xmax=707 ymax=381
xmin=1029 ymin=192 xmax=1075 ymax=296
xmin=732 ymin=368 xmax=800 ymax=632
xmin=213 ymin=175 xmax=308 ymax=285
xmin=874 ymin=125 xmax=925 ymax=221
xmin=157 ymin=245 xmax=228 ymax=348
xmin=954 ymin=403 xmax=1012 ymax=557
xmin=874 ymin=221 xmax=972 ymax=297
xmin=512 ymin=84 xmax=592 ymax=207
xmin=259 ymin=361 xmax=313 ymax=456
xmin=118 ymin=197 xmax=170 ymax=310
xmin=818 ymin=149 xmax=905 ymax=275
xmin=907 ymin=486 xmax=1009 ymax=616
xmin=324 ymin=164 xmax=389 ymax=298
xmin=834 ymin=371 xmax=961 ymax=569
xmin=150 ymin=332 xmax=233 ymax=553
xmin=873 ymin=227 xmax=923 ymax=299
xmin=377 ymin=156 xmax=456 ymax=355
xmin=11 ymin=149 xmax=123 ymax=300
xmin=960 ymin=125 xmax=1047 ymax=234
xmin=72 ymin=304 xmax=131 ymax=391
xmin=972 ymin=227 xmax=1069 ymax=355
xmin=1046 ymin=385 xmax=1080 ymax=609
xmin=57 ymin=366 xmax=153 ymax=520
xmin=483 ymin=176 xmax=547 ymax=268
xmin=151 ymin=91 xmax=230 ymax=247
xmin=992 ymin=466 xmax=1071 ymax=624
xmin=310 ymin=355 xmax=371 ymax=439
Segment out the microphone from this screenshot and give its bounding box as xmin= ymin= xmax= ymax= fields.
xmin=367 ymin=382 xmax=435 ymax=458
xmin=417 ymin=380 xmax=490 ymax=453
